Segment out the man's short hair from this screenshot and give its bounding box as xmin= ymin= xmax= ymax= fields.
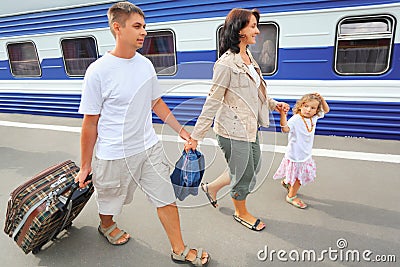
xmin=107 ymin=1 xmax=145 ymax=37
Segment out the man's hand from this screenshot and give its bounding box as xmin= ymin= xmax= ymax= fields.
xmin=179 ymin=127 xmax=191 ymax=142
xmin=184 ymin=137 xmax=198 ymax=152
xmin=75 ymin=169 xmax=92 ymax=188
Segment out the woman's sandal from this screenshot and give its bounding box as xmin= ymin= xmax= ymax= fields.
xmin=201 ymin=182 xmax=217 ymax=208
xmin=286 ymin=195 xmax=307 ymax=209
xmin=171 ymin=245 xmax=211 ymax=266
xmin=233 ymin=214 xmax=265 ymax=231
xmin=98 ymin=222 xmax=130 ymax=245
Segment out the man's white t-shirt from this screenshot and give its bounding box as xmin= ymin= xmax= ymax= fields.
xmin=285 ymin=112 xmax=324 ymax=162
xmin=79 ymin=52 xmax=162 ymax=160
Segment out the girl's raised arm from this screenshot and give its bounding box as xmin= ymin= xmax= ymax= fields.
xmin=314 ymin=93 xmax=330 ymax=114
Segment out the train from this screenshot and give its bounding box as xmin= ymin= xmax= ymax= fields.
xmin=0 ymin=0 xmax=399 ymax=140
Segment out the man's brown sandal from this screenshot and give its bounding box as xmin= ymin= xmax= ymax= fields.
xmin=171 ymin=245 xmax=210 ymax=266
xmin=98 ymin=222 xmax=130 ymax=245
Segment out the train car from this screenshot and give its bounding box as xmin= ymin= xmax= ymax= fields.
xmin=0 ymin=0 xmax=399 ymax=140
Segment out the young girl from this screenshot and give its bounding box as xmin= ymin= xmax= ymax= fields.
xmin=273 ymin=93 xmax=330 ymax=208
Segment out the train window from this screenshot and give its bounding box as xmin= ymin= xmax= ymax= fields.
xmin=335 ymin=15 xmax=395 ymax=75
xmin=217 ymin=23 xmax=279 ymax=75
xmin=61 ymin=36 xmax=98 ymax=76
xmin=139 ymin=30 xmax=176 ymax=75
xmin=249 ymin=23 xmax=279 ymax=75
xmin=7 ymin=41 xmax=41 ymax=77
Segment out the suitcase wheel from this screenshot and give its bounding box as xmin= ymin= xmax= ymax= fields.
xmin=32 ymin=246 xmax=42 ymax=255
xmin=65 ymin=222 xmax=72 ymax=230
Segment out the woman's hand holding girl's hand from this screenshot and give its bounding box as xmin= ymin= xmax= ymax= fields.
xmin=275 ymin=102 xmax=290 ymax=114
xmin=282 ymin=102 xmax=290 ymax=113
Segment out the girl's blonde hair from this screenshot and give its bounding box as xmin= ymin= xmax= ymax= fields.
xmin=292 ymin=93 xmax=323 ymax=115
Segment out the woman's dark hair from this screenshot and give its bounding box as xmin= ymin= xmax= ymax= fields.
xmin=219 ymin=8 xmax=260 ymax=56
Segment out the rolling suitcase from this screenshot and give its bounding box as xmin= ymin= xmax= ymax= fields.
xmin=4 ymin=160 xmax=94 ymax=254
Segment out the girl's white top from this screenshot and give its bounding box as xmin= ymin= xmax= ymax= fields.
xmin=285 ymin=112 xmax=324 ymax=162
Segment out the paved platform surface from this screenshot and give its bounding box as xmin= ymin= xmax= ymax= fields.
xmin=0 ymin=114 xmax=399 ymax=267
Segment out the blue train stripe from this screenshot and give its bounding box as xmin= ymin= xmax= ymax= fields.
xmin=0 ymin=92 xmax=399 ymax=140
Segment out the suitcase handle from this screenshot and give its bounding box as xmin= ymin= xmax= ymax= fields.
xmin=71 ymin=173 xmax=92 ymax=190
xmin=65 ymin=174 xmax=93 ymax=209
xmin=55 ymin=174 xmax=92 ymax=200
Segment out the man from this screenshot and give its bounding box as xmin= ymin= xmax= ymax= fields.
xmin=76 ymin=2 xmax=210 ymax=266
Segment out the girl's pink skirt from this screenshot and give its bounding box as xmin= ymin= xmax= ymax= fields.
xmin=273 ymin=157 xmax=316 ymax=186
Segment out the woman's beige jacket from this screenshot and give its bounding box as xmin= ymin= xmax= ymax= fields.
xmin=191 ymin=49 xmax=277 ymax=142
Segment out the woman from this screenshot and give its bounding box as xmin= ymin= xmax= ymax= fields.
xmin=185 ymin=8 xmax=289 ymax=231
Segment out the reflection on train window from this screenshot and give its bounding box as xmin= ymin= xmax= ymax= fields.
xmin=249 ymin=23 xmax=279 ymax=75
xmin=7 ymin=41 xmax=41 ymax=77
xmin=335 ymin=15 xmax=395 ymax=75
xmin=61 ymin=37 xmax=98 ymax=76
xmin=217 ymin=23 xmax=279 ymax=75
xmin=139 ymin=30 xmax=176 ymax=75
